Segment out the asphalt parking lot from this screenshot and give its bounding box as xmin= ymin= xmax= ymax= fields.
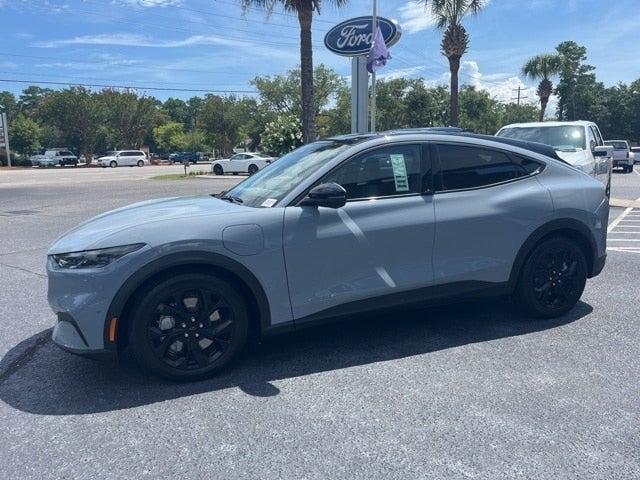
xmin=0 ymin=166 xmax=639 ymax=479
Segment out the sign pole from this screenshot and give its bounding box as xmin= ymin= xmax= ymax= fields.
xmin=351 ymin=57 xmax=369 ymax=134
xmin=1 ymin=113 xmax=10 ymax=167
xmin=370 ymin=0 xmax=378 ymax=133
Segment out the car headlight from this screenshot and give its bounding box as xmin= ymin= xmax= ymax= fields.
xmin=52 ymin=243 xmax=145 ymax=269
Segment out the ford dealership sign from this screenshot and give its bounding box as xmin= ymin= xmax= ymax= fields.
xmin=324 ymin=16 xmax=401 ymax=57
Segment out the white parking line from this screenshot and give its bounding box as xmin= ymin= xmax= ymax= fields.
xmin=608 ymin=197 xmax=640 ymax=254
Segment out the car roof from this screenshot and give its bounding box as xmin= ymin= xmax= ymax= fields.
xmin=326 ymin=128 xmax=565 ymax=163
xmin=499 ymin=121 xmax=596 ymax=129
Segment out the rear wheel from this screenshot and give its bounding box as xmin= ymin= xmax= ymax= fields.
xmin=213 ymin=164 xmax=223 ymax=175
xmin=248 ymin=164 xmax=259 ymax=175
xmin=516 ymin=237 xmax=587 ymax=318
xmin=129 ymin=273 xmax=249 ymax=381
xmin=110 ymin=160 xmax=117 ymax=168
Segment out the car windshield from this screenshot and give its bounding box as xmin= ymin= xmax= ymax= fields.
xmin=223 ymin=140 xmax=353 ymax=208
xmin=498 ymin=125 xmax=586 ymax=151
xmin=605 ymin=141 xmax=628 ymax=150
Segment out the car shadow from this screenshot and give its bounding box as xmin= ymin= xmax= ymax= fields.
xmin=0 ymin=298 xmax=592 ymax=416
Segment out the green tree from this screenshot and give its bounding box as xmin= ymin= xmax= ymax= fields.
xmin=198 ymin=95 xmax=247 ymax=155
xmin=459 ymin=86 xmax=501 ymax=134
xmin=153 ymin=122 xmax=188 ymax=153
xmin=417 ymin=0 xmax=488 ymax=126
xmin=99 ymin=89 xmax=160 ymax=148
xmin=405 ymin=83 xmax=450 ymax=128
xmin=0 ymin=91 xmax=18 ymax=120
xmin=499 ymin=102 xmax=539 ymax=126
xmin=522 ymin=53 xmax=562 ymax=121
xmin=241 ymin=0 xmax=349 ymax=143
xmin=555 ymin=41 xmax=597 ymax=121
xmin=8 ymin=114 xmax=42 ymax=156
xmin=18 ymin=86 xmax=54 ymax=118
xmin=41 ymin=87 xmax=104 ymax=162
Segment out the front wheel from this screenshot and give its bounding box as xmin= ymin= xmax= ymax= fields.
xmin=129 ymin=273 xmax=249 ymax=381
xmin=515 ymin=237 xmax=587 ymax=318
xmin=110 ymin=160 xmax=117 ymax=168
xmin=137 ymin=160 xmax=145 ymax=167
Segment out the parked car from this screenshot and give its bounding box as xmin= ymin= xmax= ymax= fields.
xmin=496 ymin=121 xmax=612 ymax=195
xmin=630 ymin=147 xmax=640 ymax=165
xmin=169 ymin=152 xmax=200 ymax=164
xmin=47 ymin=129 xmax=609 ymax=380
xmin=211 ymin=152 xmax=275 ymax=175
xmin=30 ymin=149 xmax=78 ymax=167
xmin=96 ymin=150 xmax=147 ymax=168
xmin=604 ymin=140 xmax=634 ymax=173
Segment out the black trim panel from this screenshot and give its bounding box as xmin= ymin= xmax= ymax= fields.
xmin=264 ymin=281 xmax=510 ymax=336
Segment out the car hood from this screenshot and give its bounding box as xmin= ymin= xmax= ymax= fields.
xmin=49 ymin=196 xmax=250 ymax=254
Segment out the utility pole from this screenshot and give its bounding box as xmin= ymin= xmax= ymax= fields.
xmin=0 ymin=111 xmax=10 ymax=167
xmin=511 ymin=86 xmax=528 ymax=106
xmin=370 ymin=0 xmax=378 ymax=132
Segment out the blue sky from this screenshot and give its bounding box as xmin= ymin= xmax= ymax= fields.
xmin=1 ymin=0 xmax=639 ymax=104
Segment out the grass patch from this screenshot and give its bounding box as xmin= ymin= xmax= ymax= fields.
xmin=150 ymin=170 xmax=208 ymax=181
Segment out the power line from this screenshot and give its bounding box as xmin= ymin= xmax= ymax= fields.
xmin=511 ymin=86 xmax=529 ymax=105
xmin=0 ymin=78 xmax=257 ymax=94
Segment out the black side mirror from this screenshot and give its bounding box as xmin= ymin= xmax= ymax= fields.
xmin=299 ymin=182 xmax=347 ymax=209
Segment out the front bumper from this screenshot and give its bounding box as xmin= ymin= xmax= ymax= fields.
xmin=590 ymin=253 xmax=607 ymax=278
xmin=613 ymin=159 xmax=633 ymax=167
xmin=52 ymin=313 xmax=115 ymax=360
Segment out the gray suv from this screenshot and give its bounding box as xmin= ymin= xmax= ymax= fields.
xmin=47 ymin=130 xmax=609 ymax=380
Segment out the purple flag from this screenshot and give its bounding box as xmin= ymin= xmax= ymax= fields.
xmin=367 ymin=26 xmax=391 ymax=73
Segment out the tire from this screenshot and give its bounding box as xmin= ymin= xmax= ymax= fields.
xmin=213 ymin=164 xmax=223 ymax=175
xmin=248 ymin=164 xmax=259 ymax=175
xmin=110 ymin=160 xmax=117 ymax=168
xmin=137 ymin=160 xmax=144 ymax=167
xmin=516 ymin=237 xmax=587 ymax=318
xmin=128 ymin=273 xmax=249 ymax=381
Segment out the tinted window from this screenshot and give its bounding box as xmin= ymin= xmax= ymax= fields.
xmin=323 ymin=144 xmax=423 ymax=200
xmin=605 ymin=141 xmax=628 ymax=150
xmin=436 ymin=144 xmax=527 ymax=191
xmin=58 ymin=151 xmax=73 ymax=156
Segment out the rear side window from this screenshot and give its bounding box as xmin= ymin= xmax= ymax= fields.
xmin=435 ymin=144 xmax=538 ymax=191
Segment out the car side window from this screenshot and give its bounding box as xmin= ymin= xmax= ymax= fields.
xmin=591 ymin=126 xmax=604 ymax=147
xmin=322 ymin=144 xmax=424 ymax=200
xmin=435 ymin=144 xmax=529 ymax=192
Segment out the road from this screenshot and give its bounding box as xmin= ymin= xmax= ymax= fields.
xmin=0 ymin=167 xmax=639 ymax=479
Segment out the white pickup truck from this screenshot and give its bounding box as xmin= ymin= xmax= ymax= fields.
xmin=30 ymin=149 xmax=78 ymax=167
xmin=604 ymin=140 xmax=634 ymax=173
xmin=496 ymin=121 xmax=613 ymax=196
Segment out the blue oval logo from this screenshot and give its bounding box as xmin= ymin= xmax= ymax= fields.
xmin=324 ymin=16 xmax=401 ymax=57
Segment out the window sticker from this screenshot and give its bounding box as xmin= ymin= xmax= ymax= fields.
xmin=261 ymin=198 xmax=278 ymax=208
xmin=389 ymin=154 xmax=410 ymax=192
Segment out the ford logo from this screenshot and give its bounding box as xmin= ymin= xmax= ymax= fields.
xmin=324 ymin=16 xmax=402 ymax=57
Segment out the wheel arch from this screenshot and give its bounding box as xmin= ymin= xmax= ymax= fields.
xmin=508 ymin=218 xmax=598 ymax=291
xmin=104 ymin=251 xmax=271 ymax=354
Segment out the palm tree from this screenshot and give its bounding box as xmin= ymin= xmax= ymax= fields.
xmin=417 ymin=0 xmax=487 ymax=127
xmin=522 ymin=53 xmax=562 ymax=121
xmin=240 ymin=0 xmax=348 ymax=143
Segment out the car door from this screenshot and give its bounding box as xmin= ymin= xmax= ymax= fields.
xmin=283 ymin=143 xmax=436 ymax=321
xmin=431 ymin=142 xmax=553 ymax=286
xmin=589 ymin=126 xmax=610 ymax=181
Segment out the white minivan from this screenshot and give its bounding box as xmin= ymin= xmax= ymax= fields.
xmin=96 ymin=150 xmax=147 ymax=168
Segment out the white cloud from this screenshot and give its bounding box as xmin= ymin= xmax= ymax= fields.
xmin=397 ymin=1 xmax=437 ymax=34
xmin=378 ymin=65 xmax=426 ymax=81
xmin=118 ymin=0 xmax=183 ymax=7
xmin=34 ymin=33 xmax=244 ymax=49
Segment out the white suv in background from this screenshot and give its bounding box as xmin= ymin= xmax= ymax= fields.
xmin=96 ymin=150 xmax=148 ymax=168
xmin=497 ymin=121 xmax=613 ymax=194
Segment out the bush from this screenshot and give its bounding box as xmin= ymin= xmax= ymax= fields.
xmin=260 ymin=115 xmax=303 ymax=156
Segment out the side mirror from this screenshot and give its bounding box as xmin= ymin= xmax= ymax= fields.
xmin=299 ymin=182 xmax=347 ymax=209
xmin=594 ymin=145 xmax=613 ymax=158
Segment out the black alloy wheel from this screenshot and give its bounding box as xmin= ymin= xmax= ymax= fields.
xmin=130 ymin=273 xmax=248 ymax=380
xmin=248 ymin=164 xmax=258 ymax=175
xmin=516 ymin=237 xmax=587 ymax=318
